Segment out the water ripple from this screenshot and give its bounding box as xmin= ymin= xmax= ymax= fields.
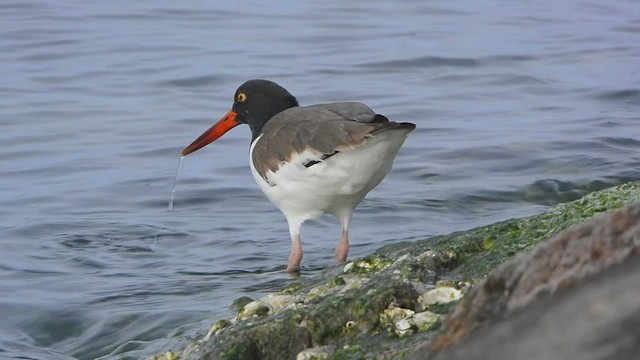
xmin=156 ymin=75 xmax=228 ymax=88
xmin=592 ymin=89 xmax=640 ymax=105
xmin=360 ymin=56 xmax=480 ymax=70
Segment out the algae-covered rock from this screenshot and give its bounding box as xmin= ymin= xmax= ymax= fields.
xmin=429 ymin=200 xmax=640 ymax=355
xmin=380 ymin=306 xmax=416 ymax=337
xmin=150 ymin=181 xmax=640 ymax=360
xmin=395 ymin=318 xmax=413 ymax=337
xmin=384 ymin=309 xmax=441 ymax=337
xmin=378 ymin=181 xmax=640 ymax=280
xmin=411 ymin=311 xmax=441 ymax=332
xmin=236 ymin=299 xmax=270 ymax=320
xmin=236 ymin=294 xmax=302 ymax=321
xmin=148 ymin=351 xmax=177 ymax=360
xmin=380 ymin=306 xmax=415 ymax=328
xmin=418 ymin=287 xmax=462 ymax=311
xmin=428 ymin=256 xmax=640 ymax=360
xmin=343 ymin=254 xmax=393 ymax=275
xmin=424 ymin=233 xmax=640 ymax=360
xmin=228 ymin=296 xmax=254 ymax=313
xmin=296 ymin=345 xmax=335 ymax=360
xmin=203 ymin=319 xmax=231 ymax=340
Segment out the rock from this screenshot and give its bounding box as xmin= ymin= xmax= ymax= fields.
xmin=379 ymin=306 xmax=416 ymax=337
xmin=203 ymin=319 xmax=231 ymax=340
xmin=147 ymin=351 xmax=177 ymax=360
xmin=395 ymin=318 xmax=413 ymax=337
xmin=183 ymin=282 xmax=420 ymax=359
xmin=262 ymin=293 xmax=302 ymax=313
xmin=228 ymin=296 xmax=254 ymax=313
xmin=296 ymin=345 xmax=335 ymax=360
xmin=428 ymin=200 xmax=640 ymax=356
xmin=380 ymin=306 xmax=415 ymax=328
xmin=236 ymin=294 xmax=302 ymax=321
xmin=428 ymin=255 xmax=640 ymax=360
xmin=236 ymin=299 xmax=270 ymax=320
xmin=343 ymin=255 xmax=393 ymax=274
xmin=418 ymin=287 xmax=462 ymax=310
xmin=147 ymin=182 xmax=640 ymax=360
xmin=411 ymin=311 xmax=441 ymax=332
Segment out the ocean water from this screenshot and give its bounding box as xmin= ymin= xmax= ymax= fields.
xmin=1 ymin=0 xmax=639 ymax=358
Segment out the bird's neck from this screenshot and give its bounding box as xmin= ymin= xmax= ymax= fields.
xmin=248 ymin=101 xmax=299 ymax=142
xmin=249 ymin=120 xmax=268 ymax=143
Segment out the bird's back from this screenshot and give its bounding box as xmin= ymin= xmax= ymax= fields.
xmin=251 ymin=102 xmax=415 ymax=180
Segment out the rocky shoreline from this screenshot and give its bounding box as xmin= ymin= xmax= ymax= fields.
xmin=151 ymin=181 xmax=640 ymax=360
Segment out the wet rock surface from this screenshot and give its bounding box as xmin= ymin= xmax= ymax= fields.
xmin=429 ymin=200 xmax=640 ymax=354
xmin=179 ymin=261 xmax=442 ymax=360
xmin=428 ymin=255 xmax=640 ymax=360
xmin=150 ymin=182 xmax=640 ymax=360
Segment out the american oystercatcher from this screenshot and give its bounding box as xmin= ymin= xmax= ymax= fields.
xmin=181 ymin=80 xmax=415 ymax=271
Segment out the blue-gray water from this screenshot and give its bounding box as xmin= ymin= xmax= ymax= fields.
xmin=1 ymin=1 xmax=639 ymax=359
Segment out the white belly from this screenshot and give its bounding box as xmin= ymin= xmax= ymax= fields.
xmin=249 ymin=130 xmax=411 ymax=226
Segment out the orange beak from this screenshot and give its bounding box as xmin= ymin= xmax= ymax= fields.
xmin=181 ymin=110 xmax=239 ymax=156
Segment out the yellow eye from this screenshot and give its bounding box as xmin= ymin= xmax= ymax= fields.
xmin=236 ymin=92 xmax=247 ymax=103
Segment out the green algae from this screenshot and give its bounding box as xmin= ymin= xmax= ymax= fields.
xmin=427 ymin=301 xmax=459 ymax=315
xmin=424 ymin=181 xmax=640 ymax=279
xmin=329 ymin=344 xmax=366 ymax=360
xmin=282 ymin=282 xmax=303 ymax=294
xmin=207 ymin=319 xmax=231 ymax=336
xmin=149 ymin=351 xmax=177 ymax=360
xmin=229 ymin=296 xmax=254 ymax=313
xmin=329 ymin=276 xmax=346 ymax=287
xmin=344 ymin=255 xmax=393 ymax=275
xmin=305 ymin=286 xmax=395 ymax=343
xmin=413 ymin=312 xmax=441 ymax=333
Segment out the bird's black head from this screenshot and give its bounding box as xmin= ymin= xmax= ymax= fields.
xmin=181 ymin=79 xmax=298 ymax=156
xmin=232 ymin=79 xmax=299 ymax=140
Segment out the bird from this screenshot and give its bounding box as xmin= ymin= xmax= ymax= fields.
xmin=181 ymin=79 xmax=415 ymax=272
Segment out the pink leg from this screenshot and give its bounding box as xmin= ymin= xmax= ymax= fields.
xmin=287 ymin=233 xmax=303 ymax=272
xmin=335 ymin=229 xmax=349 ymax=264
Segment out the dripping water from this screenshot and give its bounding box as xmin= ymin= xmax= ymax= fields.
xmin=168 ymin=156 xmax=183 ymax=210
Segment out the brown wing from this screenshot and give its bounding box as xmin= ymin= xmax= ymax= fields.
xmin=251 ymin=102 xmax=414 ymax=178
